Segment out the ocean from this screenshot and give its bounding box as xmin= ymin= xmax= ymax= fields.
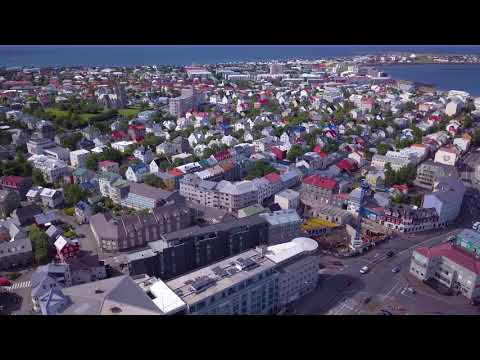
xmin=380 ymin=64 xmax=480 ymax=96
xmin=1 ymin=45 xmax=480 ymax=67
xmin=1 ymin=45 xmax=480 ymax=95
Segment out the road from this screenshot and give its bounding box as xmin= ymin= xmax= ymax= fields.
xmin=0 ymin=269 xmax=35 ymax=315
xmin=296 ymin=217 xmax=480 ymax=315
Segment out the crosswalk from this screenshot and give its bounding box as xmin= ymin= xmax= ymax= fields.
xmin=4 ymin=281 xmax=31 ymax=291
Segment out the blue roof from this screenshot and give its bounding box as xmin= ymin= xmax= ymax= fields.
xmin=130 ymin=163 xmax=148 ymax=172
xmin=76 ymin=200 xmax=90 ymax=210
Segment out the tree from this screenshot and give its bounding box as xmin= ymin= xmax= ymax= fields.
xmin=473 ymin=128 xmax=480 ymax=146
xmin=143 ymin=133 xmax=162 ymax=147
xmin=245 ymin=160 xmax=279 ymax=180
xmin=61 ymin=133 xmax=83 ymax=150
xmin=64 ymin=183 xmax=88 ymax=206
xmin=287 ymin=144 xmax=304 ymax=162
xmin=29 ymin=225 xmax=53 ymax=265
xmin=376 ymin=143 xmax=390 ymax=156
xmin=32 ymin=169 xmax=46 ymax=186
xmin=85 ymin=155 xmax=99 ymax=171
xmin=143 ymin=173 xmax=165 ymax=188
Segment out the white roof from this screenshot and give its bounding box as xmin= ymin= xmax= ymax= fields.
xmin=54 ymin=236 xmax=68 ymax=251
xmin=265 ymin=237 xmax=318 ymax=264
xmin=150 ymin=280 xmax=186 ymax=314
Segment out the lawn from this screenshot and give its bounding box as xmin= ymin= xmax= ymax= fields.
xmin=45 ymin=107 xmax=96 ymax=122
xmin=118 ymin=107 xmax=141 ymax=118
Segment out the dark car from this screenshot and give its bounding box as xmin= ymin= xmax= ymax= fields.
xmin=378 ymin=309 xmax=393 ymax=315
xmin=363 ymin=297 xmax=372 ymax=304
xmin=386 ymin=251 xmax=395 ymax=258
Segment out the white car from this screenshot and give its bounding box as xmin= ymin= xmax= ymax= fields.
xmin=360 ymin=266 xmax=369 ymax=274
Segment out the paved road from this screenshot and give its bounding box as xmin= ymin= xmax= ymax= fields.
xmin=0 ymin=269 xmax=35 ymax=315
xmin=296 ymin=220 xmax=479 ymax=315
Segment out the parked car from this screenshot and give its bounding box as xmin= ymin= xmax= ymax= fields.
xmin=386 ymin=251 xmax=395 ymax=258
xmin=363 ymin=296 xmax=372 ymax=304
xmin=392 ymin=266 xmax=400 ymax=273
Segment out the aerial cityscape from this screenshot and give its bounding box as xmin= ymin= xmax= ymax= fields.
xmin=1 ymin=45 xmax=480 ymax=315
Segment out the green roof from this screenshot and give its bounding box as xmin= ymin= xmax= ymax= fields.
xmin=238 ymin=204 xmax=268 ymax=218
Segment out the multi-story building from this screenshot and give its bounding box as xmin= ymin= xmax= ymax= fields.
xmin=27 ymin=136 xmax=56 ymax=155
xmin=414 ymin=161 xmax=458 ymax=190
xmin=259 ymin=209 xmax=302 ymax=245
xmin=381 ymin=205 xmax=442 ymax=233
xmin=119 ymin=182 xmax=180 ymax=211
xmin=90 ymin=202 xmax=193 ymax=252
xmin=126 ymin=215 xmax=269 ymax=280
xmin=434 ymin=146 xmax=460 ymax=166
xmin=43 ymin=146 xmax=70 ymax=162
xmin=300 ymin=175 xmax=338 ymax=208
xmin=169 ymin=89 xmax=195 ymax=118
xmin=275 ymin=189 xmax=300 ymax=210
xmin=28 ymin=154 xmax=70 ymax=183
xmin=0 ymin=220 xmax=32 ymax=270
xmin=410 ymin=229 xmax=480 ymax=301
xmin=0 ymin=175 xmax=32 ymax=200
xmin=371 ymin=153 xmax=415 ymax=171
xmin=145 ymin=237 xmax=319 ymax=315
xmin=422 ymin=176 xmax=465 ymax=224
xmin=69 ymin=149 xmax=90 ymax=168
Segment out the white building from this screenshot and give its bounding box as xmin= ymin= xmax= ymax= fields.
xmin=69 ymin=149 xmax=90 ymax=168
xmin=422 ymin=176 xmax=465 ymax=224
xmin=111 ymin=141 xmax=135 ymax=153
xmin=434 ymin=146 xmax=460 ymax=166
xmin=275 ymin=189 xmax=300 ymax=210
xmin=28 ymin=155 xmax=70 ymax=183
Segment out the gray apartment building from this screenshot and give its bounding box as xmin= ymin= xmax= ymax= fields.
xmin=259 ymin=209 xmax=302 ymax=245
xmin=127 ymin=215 xmax=269 ymax=280
xmin=414 ymin=161 xmax=459 ymax=190
xmin=89 ymin=201 xmax=193 ymax=252
xmin=0 ymin=220 xmax=33 ymax=270
xmin=141 ymin=237 xmax=320 ymax=315
xmin=169 ymin=87 xmax=202 ymax=118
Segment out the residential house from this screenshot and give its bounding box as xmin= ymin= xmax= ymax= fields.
xmin=0 ymin=175 xmax=32 ymax=200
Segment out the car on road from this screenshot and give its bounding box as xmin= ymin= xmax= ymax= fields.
xmin=392 ymin=266 xmax=400 ymax=273
xmin=378 ymin=309 xmax=393 ymax=315
xmin=362 ymin=296 xmax=372 ymax=304
xmin=407 ymin=287 xmax=416 ymax=294
xmin=386 ymin=251 xmax=395 ymax=258
xmin=360 ymin=266 xmax=370 ymax=274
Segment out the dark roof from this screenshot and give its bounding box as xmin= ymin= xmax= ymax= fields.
xmin=161 ymin=215 xmax=268 ymax=243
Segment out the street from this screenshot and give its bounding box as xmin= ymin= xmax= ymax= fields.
xmin=296 ymin=216 xmax=480 ymax=315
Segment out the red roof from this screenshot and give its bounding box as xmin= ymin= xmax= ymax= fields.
xmin=112 ymin=131 xmax=127 ymax=140
xmin=99 ymin=160 xmax=118 ymax=167
xmin=169 ymin=168 xmax=185 ymax=177
xmin=303 ymin=175 xmax=337 ymax=190
xmin=416 ymin=243 xmax=480 ymax=275
xmin=264 ymin=172 xmax=281 ymax=183
xmin=337 ymin=159 xmax=355 ymax=171
xmin=1 ymin=175 xmax=25 ymax=187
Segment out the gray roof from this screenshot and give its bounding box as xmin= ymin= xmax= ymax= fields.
xmin=60 ymin=275 xmax=163 ymax=315
xmin=161 ymin=215 xmax=267 ymax=243
xmin=127 ymin=182 xmax=176 ymax=202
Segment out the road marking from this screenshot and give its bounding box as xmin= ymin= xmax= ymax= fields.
xmin=383 ymin=281 xmax=401 ymax=301
xmin=396 ymin=229 xmax=459 ymax=257
xmin=6 ymin=281 xmax=31 ymax=291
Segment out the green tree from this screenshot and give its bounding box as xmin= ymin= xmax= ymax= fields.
xmin=32 ymin=169 xmax=47 ymax=186
xmin=64 ymin=183 xmax=88 ymax=206
xmin=143 ymin=173 xmax=165 ymax=188
xmin=287 ymin=144 xmax=304 ymax=162
xmin=143 ymin=133 xmax=162 ymax=147
xmin=29 ymin=225 xmax=53 ymax=265
xmin=473 ymin=128 xmax=480 ymax=146
xmin=376 ymin=143 xmax=390 ymax=156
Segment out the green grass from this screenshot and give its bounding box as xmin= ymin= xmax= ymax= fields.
xmin=45 ymin=107 xmax=96 ymax=122
xmin=118 ymin=107 xmax=141 ymax=118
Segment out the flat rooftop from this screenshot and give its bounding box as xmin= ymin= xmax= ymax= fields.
xmin=166 ymin=248 xmax=276 ymax=306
